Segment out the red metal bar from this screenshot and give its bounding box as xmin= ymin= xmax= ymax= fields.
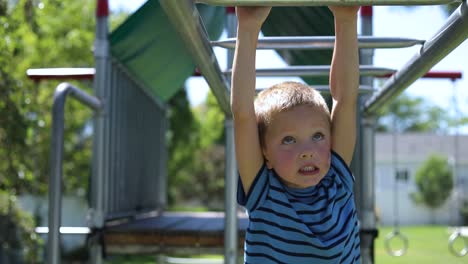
xmin=381 ymin=70 xmax=462 ymax=80
xmin=361 ymin=6 xmax=373 ymax=17
xmin=96 ymin=0 xmax=109 ymax=17
xmin=226 ymin=7 xmax=235 ymax=14
xmin=26 ymin=68 xmax=95 ymax=81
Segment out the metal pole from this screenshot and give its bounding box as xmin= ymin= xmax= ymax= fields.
xmin=211 ymin=36 xmax=424 ymax=50
xmin=195 ymin=0 xmax=460 ymax=6
xmin=225 ymin=120 xmax=239 ymax=264
xmin=224 ymin=65 xmax=395 ymax=77
xmin=364 ymin=1 xmax=468 ymax=115
xmin=159 ymin=0 xmax=231 ymax=117
xmin=48 ymin=83 xmax=101 ymax=264
xmin=225 ymin=7 xmax=239 ymax=264
xmin=357 ymin=5 xmax=377 ymax=264
xmin=90 ymin=1 xmax=110 ymax=263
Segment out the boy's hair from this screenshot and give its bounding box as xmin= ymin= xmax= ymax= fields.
xmin=254 ymin=81 xmax=331 ymax=148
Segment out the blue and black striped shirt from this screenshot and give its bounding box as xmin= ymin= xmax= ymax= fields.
xmin=238 ymin=151 xmax=361 ymax=264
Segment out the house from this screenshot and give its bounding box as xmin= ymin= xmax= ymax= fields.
xmin=375 ymin=133 xmax=468 ymax=226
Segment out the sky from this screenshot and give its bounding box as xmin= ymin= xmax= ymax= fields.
xmin=110 ymin=1 xmax=468 ymax=132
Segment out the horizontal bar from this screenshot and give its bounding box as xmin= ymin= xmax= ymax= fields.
xmin=364 ymin=1 xmax=468 ymax=115
xmin=35 ymin=226 xmax=91 ymax=235
xmin=380 ymin=70 xmax=463 ymax=80
xmin=257 ymin=85 xmax=374 ymax=93
xmin=196 ymin=0 xmax=460 ymax=6
xmin=211 ymin=36 xmax=424 ymax=50
xmin=27 ymin=68 xmax=95 ymax=81
xmin=224 ymin=65 xmax=395 ymax=77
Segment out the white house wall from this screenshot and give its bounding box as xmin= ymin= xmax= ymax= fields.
xmin=375 ymin=133 xmax=468 ymax=226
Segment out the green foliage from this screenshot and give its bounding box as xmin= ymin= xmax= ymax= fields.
xmin=376 ymin=93 xmax=452 ymax=133
xmin=167 ymin=89 xmax=200 ymax=205
xmin=167 ymin=90 xmax=226 ymax=209
xmin=0 ymin=191 xmax=43 ymax=262
xmin=0 ymin=0 xmax=97 ymax=196
xmin=412 ymin=154 xmax=453 ymax=209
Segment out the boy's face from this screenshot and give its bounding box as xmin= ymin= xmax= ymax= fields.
xmin=262 ymin=105 xmax=331 ymax=188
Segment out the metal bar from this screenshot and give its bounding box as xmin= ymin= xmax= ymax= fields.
xmin=26 ymin=68 xmax=95 ymax=81
xmin=159 ymin=0 xmax=231 ymax=117
xmin=364 ymin=1 xmax=468 ymax=115
xmin=256 ymin=85 xmax=374 ymax=94
xmin=358 ymin=5 xmax=377 ymax=264
xmin=90 ymin=2 xmax=110 ymax=263
xmin=196 ymin=0 xmax=460 ymax=6
xmin=48 ymin=83 xmax=101 ymax=264
xmin=36 ymin=227 xmax=91 ymax=235
xmin=224 ymin=120 xmax=238 ymax=264
xmin=224 ymin=8 xmax=238 ymax=264
xmin=211 ymin=36 xmax=424 ymax=50
xmin=224 ymin=65 xmax=395 ymax=77
xmin=380 ymin=70 xmax=463 ymax=79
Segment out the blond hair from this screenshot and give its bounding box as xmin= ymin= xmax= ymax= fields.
xmin=254 ymin=81 xmax=330 ymax=147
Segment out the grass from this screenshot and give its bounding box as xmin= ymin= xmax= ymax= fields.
xmin=375 ymin=225 xmax=467 ymax=264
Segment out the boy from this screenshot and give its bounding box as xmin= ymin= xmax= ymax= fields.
xmin=231 ymin=5 xmax=361 ymax=264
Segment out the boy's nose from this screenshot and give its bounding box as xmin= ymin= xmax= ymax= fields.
xmin=300 ymin=148 xmax=314 ymax=159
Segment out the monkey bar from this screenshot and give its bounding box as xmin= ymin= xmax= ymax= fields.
xmin=224 ymin=65 xmax=395 ymax=77
xmin=159 ymin=1 xmax=468 ymax=264
xmin=211 ymin=36 xmax=425 ymax=49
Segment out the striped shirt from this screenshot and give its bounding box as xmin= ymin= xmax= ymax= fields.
xmin=238 ymin=151 xmax=361 ymax=264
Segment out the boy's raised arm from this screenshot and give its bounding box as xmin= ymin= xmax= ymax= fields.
xmin=231 ymin=7 xmax=271 ymax=194
xmin=328 ymin=6 xmax=360 ymax=166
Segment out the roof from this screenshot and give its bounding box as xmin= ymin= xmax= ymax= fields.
xmin=109 ymin=1 xmax=225 ymax=101
xmin=375 ymin=133 xmax=468 ymax=164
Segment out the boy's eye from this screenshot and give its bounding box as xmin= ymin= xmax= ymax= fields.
xmin=312 ymin=133 xmax=324 ymax=141
xmin=281 ymin=136 xmax=296 ymax=145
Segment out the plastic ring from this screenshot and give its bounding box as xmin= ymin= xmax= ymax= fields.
xmin=384 ymin=230 xmax=408 ymax=257
xmin=448 ymin=231 xmax=468 ymax=257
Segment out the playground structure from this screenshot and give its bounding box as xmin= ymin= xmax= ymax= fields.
xmin=38 ymin=0 xmax=468 ymax=263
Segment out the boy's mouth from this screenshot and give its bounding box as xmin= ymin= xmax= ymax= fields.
xmin=299 ymin=166 xmax=319 ymax=175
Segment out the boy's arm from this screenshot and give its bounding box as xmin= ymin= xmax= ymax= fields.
xmin=231 ymin=7 xmax=271 ymax=194
xmin=329 ymin=6 xmax=360 ymax=166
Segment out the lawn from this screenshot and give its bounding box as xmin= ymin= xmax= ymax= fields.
xmin=375 ymin=225 xmax=467 ymax=264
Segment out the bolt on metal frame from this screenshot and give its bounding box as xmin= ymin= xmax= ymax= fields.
xmin=159 ymin=1 xmax=468 ymax=264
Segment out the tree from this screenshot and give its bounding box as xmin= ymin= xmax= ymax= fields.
xmin=412 ymin=154 xmax=453 ymax=217
xmin=0 ymin=0 xmax=97 ymax=196
xmin=166 ymin=88 xmax=200 ymax=205
xmin=0 ymin=0 xmax=122 ymax=260
xmin=376 ymin=92 xmax=453 ymax=133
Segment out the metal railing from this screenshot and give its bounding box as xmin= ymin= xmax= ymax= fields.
xmin=48 ymin=83 xmax=102 ymax=264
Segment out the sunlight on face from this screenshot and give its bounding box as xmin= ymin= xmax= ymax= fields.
xmin=263 ymin=105 xmax=331 ymax=188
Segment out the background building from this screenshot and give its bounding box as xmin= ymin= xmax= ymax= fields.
xmin=375 ymin=133 xmax=468 ymax=226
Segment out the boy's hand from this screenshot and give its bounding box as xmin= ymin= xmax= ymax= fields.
xmin=328 ymin=5 xmax=360 ymax=19
xmin=236 ymin=6 xmax=271 ymax=31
